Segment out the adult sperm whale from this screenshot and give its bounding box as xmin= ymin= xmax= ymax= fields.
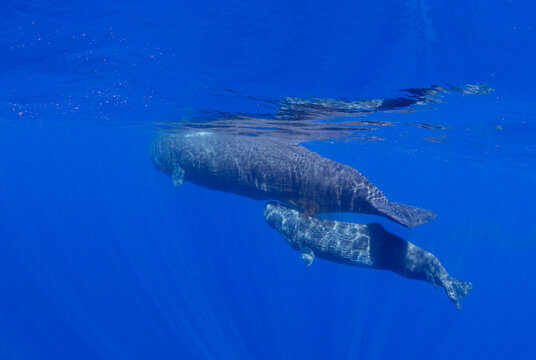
xmin=263 ymin=201 xmax=472 ymax=309
xmin=151 ymin=131 xmax=435 ymax=228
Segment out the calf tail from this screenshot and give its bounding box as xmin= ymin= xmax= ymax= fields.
xmin=442 ymin=276 xmax=473 ymax=310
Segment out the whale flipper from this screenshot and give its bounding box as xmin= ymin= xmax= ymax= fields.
xmin=172 ymin=166 xmax=185 ymax=188
xmin=377 ymin=201 xmax=436 ymax=228
xmin=300 ymin=246 xmax=314 ymax=266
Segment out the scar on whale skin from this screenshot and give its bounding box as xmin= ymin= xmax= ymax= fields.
xmin=263 ymin=201 xmax=472 ymax=310
xmin=151 ymin=131 xmax=436 ymax=228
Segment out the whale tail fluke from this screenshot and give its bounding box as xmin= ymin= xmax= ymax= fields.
xmin=441 ymin=276 xmax=473 ymax=310
xmin=377 ymin=201 xmax=436 ymax=228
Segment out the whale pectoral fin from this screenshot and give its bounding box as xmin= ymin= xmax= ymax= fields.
xmin=172 ymin=166 xmax=185 ymax=188
xmin=300 ymin=246 xmax=314 ymax=266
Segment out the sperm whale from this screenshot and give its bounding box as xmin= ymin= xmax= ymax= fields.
xmin=151 ymin=131 xmax=435 ymax=228
xmin=263 ymin=201 xmax=471 ymax=309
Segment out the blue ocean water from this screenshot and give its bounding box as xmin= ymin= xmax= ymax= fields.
xmin=1 ymin=1 xmax=535 ymax=359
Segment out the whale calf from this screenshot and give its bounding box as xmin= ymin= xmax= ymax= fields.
xmin=263 ymin=201 xmax=472 ymax=309
xmin=151 ymin=131 xmax=435 ymax=228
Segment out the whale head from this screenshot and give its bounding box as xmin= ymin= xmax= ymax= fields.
xmin=263 ymin=201 xmax=285 ymax=230
xmin=263 ymin=201 xmax=304 ymax=243
xmin=150 ymin=134 xmax=177 ymax=176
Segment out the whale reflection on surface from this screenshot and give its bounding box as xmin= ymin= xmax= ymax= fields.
xmin=156 ymin=83 xmax=493 ymax=145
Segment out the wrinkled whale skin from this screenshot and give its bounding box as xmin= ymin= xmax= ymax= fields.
xmin=151 ymin=131 xmax=435 ymax=227
xmin=263 ymin=202 xmax=472 ymax=309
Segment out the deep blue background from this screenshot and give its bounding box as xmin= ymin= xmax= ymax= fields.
xmin=1 ymin=1 xmax=535 ymax=359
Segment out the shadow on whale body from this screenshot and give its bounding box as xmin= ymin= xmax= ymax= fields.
xmin=263 ymin=201 xmax=472 ymax=310
xmin=151 ymin=131 xmax=435 ymax=228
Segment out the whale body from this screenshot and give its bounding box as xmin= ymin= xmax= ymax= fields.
xmin=151 ymin=131 xmax=435 ymax=228
xmin=263 ymin=201 xmax=472 ymax=309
